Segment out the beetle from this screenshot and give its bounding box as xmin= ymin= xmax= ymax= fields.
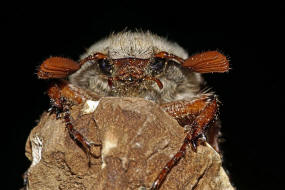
xmin=37 ymin=31 xmax=229 ymax=189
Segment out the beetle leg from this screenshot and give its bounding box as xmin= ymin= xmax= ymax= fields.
xmin=151 ymin=94 xmax=219 ymax=189
xmin=47 ymin=80 xmax=99 ymax=163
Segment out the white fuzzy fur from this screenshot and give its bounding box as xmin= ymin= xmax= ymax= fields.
xmin=81 ymin=31 xmax=189 ymax=60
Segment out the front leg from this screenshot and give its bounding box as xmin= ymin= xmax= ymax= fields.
xmin=47 ymin=80 xmax=100 ymax=162
xmin=151 ymin=94 xmax=219 ymax=190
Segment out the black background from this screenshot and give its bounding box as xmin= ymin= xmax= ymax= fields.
xmin=6 ymin=2 xmax=283 ymax=190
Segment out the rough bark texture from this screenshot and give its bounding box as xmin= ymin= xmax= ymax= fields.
xmin=25 ymin=97 xmax=234 ymax=190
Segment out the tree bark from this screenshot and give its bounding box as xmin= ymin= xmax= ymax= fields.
xmin=25 ymin=97 xmax=234 ymax=190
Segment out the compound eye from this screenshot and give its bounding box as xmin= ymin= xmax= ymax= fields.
xmin=149 ymin=58 xmax=166 ymax=75
xmin=98 ymin=59 xmax=113 ymax=75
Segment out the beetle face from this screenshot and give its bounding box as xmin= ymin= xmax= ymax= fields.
xmin=69 ymin=31 xmax=203 ymax=102
xmin=110 ymin=58 xmax=148 ymax=85
xmin=105 ymin=57 xmax=165 ymax=97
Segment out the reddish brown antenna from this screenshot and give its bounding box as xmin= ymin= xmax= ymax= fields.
xmin=38 ymin=57 xmax=80 ymax=79
xmin=182 ymin=51 xmax=229 ymax=73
